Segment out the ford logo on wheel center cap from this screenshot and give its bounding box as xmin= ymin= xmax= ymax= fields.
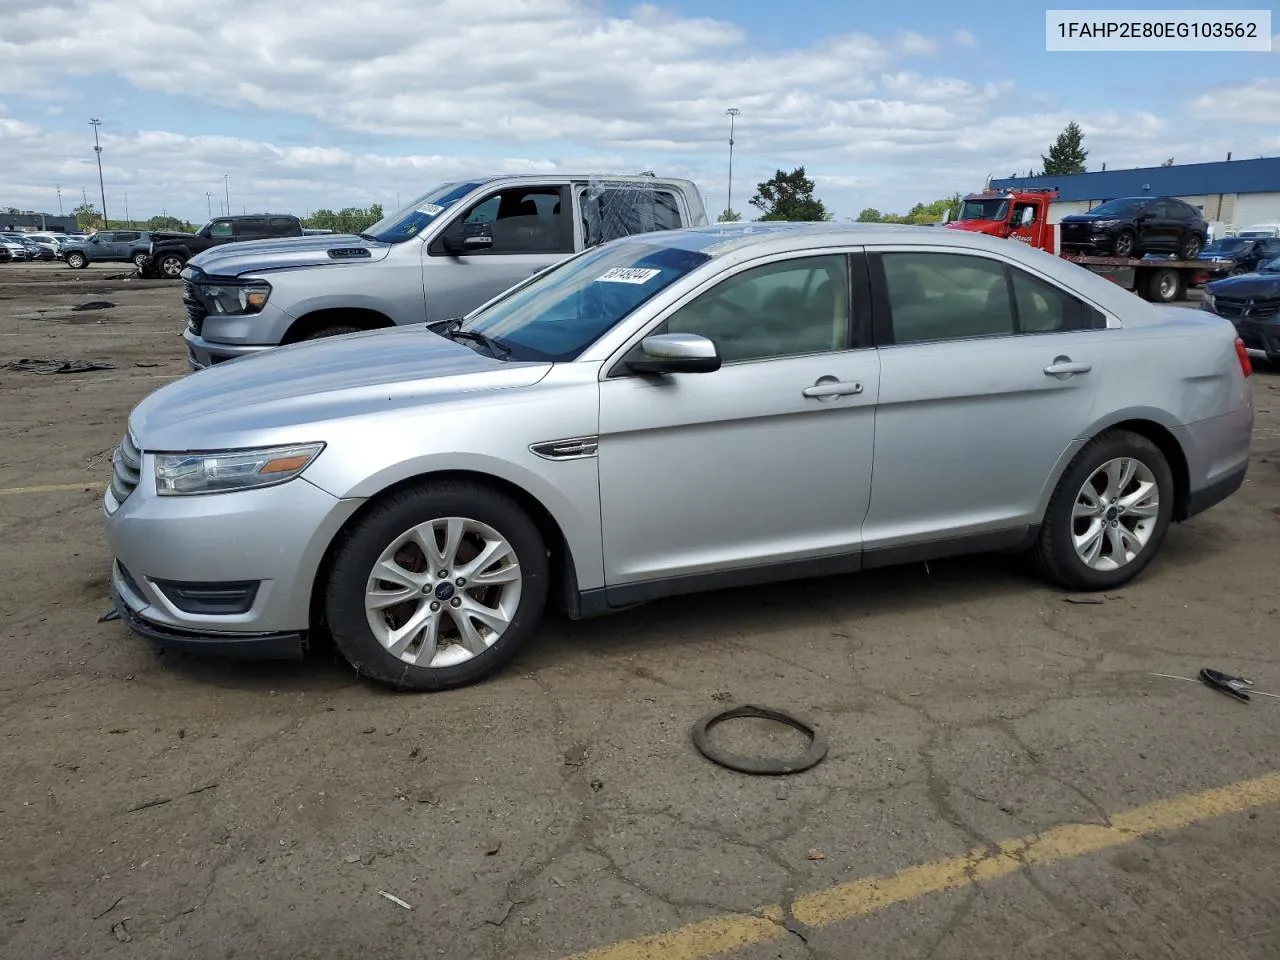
xmin=434 ymin=581 xmax=456 ymax=602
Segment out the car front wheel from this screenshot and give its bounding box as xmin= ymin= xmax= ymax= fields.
xmin=66 ymin=251 xmax=87 ymax=269
xmin=158 ymin=253 xmax=185 ymax=278
xmin=1031 ymin=430 xmax=1173 ymax=591
xmin=1111 ymin=230 xmax=1136 ymax=258
xmin=324 ymin=480 xmax=549 ymax=690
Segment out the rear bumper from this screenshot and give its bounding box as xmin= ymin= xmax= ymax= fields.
xmin=1184 ymin=462 xmax=1247 ymax=520
xmin=111 ymin=584 xmax=306 ymax=659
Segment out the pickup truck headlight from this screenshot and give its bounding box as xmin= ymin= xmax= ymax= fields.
xmin=201 ymin=281 xmax=271 ymax=316
xmin=154 ymin=442 xmax=324 ymax=496
xmin=1202 ymin=292 xmax=1216 ymax=312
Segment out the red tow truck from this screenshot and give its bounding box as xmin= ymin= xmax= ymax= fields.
xmin=944 ymin=188 xmax=1228 ymax=302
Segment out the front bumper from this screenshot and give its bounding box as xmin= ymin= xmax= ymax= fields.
xmin=104 ymin=465 xmax=365 ymax=645
xmin=182 ymin=328 xmax=275 ymax=370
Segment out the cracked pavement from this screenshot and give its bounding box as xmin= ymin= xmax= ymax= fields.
xmin=2 ymin=263 xmax=1280 ymax=959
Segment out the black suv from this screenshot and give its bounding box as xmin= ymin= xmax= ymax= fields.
xmin=1060 ymin=196 xmax=1208 ymax=260
xmin=144 ymin=214 xmax=303 ymax=279
xmin=1200 ymin=236 xmax=1280 ymax=276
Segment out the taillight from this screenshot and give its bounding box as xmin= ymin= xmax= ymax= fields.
xmin=1234 ymin=337 xmax=1252 ymax=377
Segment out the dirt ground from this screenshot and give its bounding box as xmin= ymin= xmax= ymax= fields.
xmin=1 ymin=261 xmax=1279 ymax=960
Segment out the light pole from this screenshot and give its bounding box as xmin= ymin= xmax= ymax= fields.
xmin=206 ymin=191 xmax=213 ymax=218
xmin=123 ymin=191 xmax=130 ymax=227
xmin=56 ymin=184 xmax=63 ymax=216
xmin=725 ymin=107 xmax=740 ymax=219
xmin=223 ymin=173 xmax=231 ymax=216
xmin=90 ymin=118 xmax=108 ymax=225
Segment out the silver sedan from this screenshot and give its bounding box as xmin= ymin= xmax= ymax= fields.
xmin=104 ymin=223 xmax=1254 ymax=689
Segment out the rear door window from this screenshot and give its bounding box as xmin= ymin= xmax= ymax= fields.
xmin=581 ymin=187 xmax=683 ymax=247
xmin=233 ymin=218 xmax=267 ymax=239
xmin=268 ymin=217 xmax=296 ymax=233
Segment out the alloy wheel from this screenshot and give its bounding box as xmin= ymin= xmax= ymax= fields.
xmin=1071 ymin=457 xmax=1159 ymax=571
xmin=364 ymin=516 xmax=522 ymax=667
xmin=161 ymin=256 xmax=183 ymax=277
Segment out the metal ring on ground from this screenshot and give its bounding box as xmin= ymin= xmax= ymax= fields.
xmin=691 ymin=704 xmax=828 ymax=775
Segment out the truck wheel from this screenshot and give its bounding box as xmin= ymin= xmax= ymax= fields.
xmin=303 ymin=324 xmax=363 ymax=340
xmin=1030 ymin=430 xmax=1173 ymax=591
xmin=323 ymin=480 xmax=549 ymax=690
xmin=1177 ymin=233 xmax=1203 ymax=260
xmin=1144 ymin=268 xmax=1182 ymax=303
xmin=66 ymin=251 xmax=87 ymax=269
xmin=157 ymin=253 xmax=186 ymax=279
xmin=1112 ymin=230 xmax=1136 ymax=258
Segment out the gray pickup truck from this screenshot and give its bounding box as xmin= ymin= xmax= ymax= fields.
xmin=180 ymin=174 xmax=708 ymax=369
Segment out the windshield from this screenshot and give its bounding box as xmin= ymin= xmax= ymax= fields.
xmin=1087 ymin=198 xmax=1147 ymax=218
xmin=1202 ymin=239 xmax=1253 ymax=255
xmin=1262 ymin=257 xmax=1280 ymax=273
xmin=959 ymin=199 xmax=1009 ymax=222
xmin=460 ymin=240 xmax=712 ymax=362
xmin=361 ymin=181 xmax=482 ymax=243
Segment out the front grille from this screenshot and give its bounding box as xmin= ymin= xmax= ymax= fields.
xmin=183 ymin=281 xmax=207 ymax=336
xmin=110 ymin=432 xmax=142 ymax=504
xmin=1215 ymin=297 xmax=1280 ymax=321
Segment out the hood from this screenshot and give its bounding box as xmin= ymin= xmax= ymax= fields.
xmin=188 ymin=233 xmax=393 ymax=277
xmin=945 ymin=219 xmax=1004 ymax=235
xmin=129 ymin=325 xmax=552 ymax=451
xmin=1206 ymin=272 xmax=1280 ymax=299
xmin=149 ymin=230 xmax=197 ymax=242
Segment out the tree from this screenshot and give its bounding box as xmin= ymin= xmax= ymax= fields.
xmin=1041 ymin=121 xmax=1088 ymax=175
xmin=749 ymin=167 xmax=831 ymax=221
xmin=73 ymin=202 xmax=102 ymax=231
xmin=303 ymin=204 xmax=384 ymax=234
xmin=146 ymin=215 xmax=187 ymax=231
xmin=717 ymin=209 xmax=742 ymax=222
xmin=1161 ymin=158 xmax=1175 ymax=167
xmin=853 ymin=194 xmax=960 ymax=225
xmin=856 ymin=208 xmax=882 ymax=222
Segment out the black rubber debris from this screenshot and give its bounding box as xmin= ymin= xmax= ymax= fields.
xmin=4 ymin=358 xmax=116 ymax=375
xmin=692 ymin=704 xmax=829 ymax=775
xmin=71 ymin=300 xmax=116 ymax=312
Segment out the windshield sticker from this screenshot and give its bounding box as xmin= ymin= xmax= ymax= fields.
xmin=416 ymin=203 xmax=444 ymax=216
xmin=595 ymin=267 xmax=661 ymax=284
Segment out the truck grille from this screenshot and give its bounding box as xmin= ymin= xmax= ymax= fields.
xmin=1215 ymin=296 xmax=1280 ymax=321
xmin=110 ymin=432 xmax=142 ymax=504
xmin=183 ymin=281 xmax=207 ymax=336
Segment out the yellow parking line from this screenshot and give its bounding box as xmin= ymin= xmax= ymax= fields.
xmin=0 ymin=482 xmax=97 ymax=496
xmin=564 ymin=770 xmax=1280 ymax=960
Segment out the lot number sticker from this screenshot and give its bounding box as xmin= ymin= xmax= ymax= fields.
xmin=596 ymin=267 xmax=660 ymax=284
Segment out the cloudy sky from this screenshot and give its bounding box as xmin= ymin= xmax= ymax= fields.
xmin=0 ymin=0 xmax=1276 ymax=224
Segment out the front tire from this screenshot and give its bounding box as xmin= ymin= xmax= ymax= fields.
xmin=1031 ymin=430 xmax=1174 ymax=591
xmin=66 ymin=251 xmax=87 ymax=269
xmin=324 ymin=481 xmax=549 ymax=691
xmin=1177 ymin=233 xmax=1203 ymax=260
xmin=1111 ymin=230 xmax=1136 ymax=258
xmin=157 ymin=253 xmax=185 ymax=279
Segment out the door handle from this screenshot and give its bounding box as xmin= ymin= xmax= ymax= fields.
xmin=1044 ymin=356 xmax=1092 ymax=378
xmin=803 ymin=379 xmax=863 ymax=399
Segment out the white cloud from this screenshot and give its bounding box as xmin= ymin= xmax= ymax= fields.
xmin=898 ymin=31 xmax=940 ymax=55
xmin=953 ymin=29 xmax=977 ymax=47
xmin=1189 ymin=80 xmax=1280 ymax=123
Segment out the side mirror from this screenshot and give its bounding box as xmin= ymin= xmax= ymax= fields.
xmin=941 ymin=209 xmax=953 ymax=225
xmin=443 ymin=221 xmax=494 ymax=255
xmin=626 ymin=333 xmax=721 ymax=375
xmin=1018 ymin=207 xmax=1034 ymax=227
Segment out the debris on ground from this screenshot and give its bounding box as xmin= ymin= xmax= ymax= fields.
xmin=484 ymin=900 xmax=514 ymax=926
xmin=378 ymin=890 xmax=412 ymax=910
xmin=71 ymin=300 xmax=116 ymax=312
xmin=1062 ymin=596 xmax=1105 ymax=605
xmin=806 ymin=848 xmax=826 ymax=860
xmin=3 ymin=358 xmax=116 ymax=375
xmin=111 ymin=919 xmax=132 ymax=942
xmin=485 ymin=839 xmax=501 ymax=856
xmin=129 ymin=796 xmax=173 ymax=812
xmin=98 ymin=609 xmax=121 ymax=623
xmin=92 ymin=896 xmax=123 ymax=920
xmin=343 ymin=854 xmax=362 ymax=864
xmin=1201 ymin=668 xmax=1254 ymax=702
xmin=692 ymin=704 xmax=829 ymax=775
xmin=590 ymin=779 xmax=604 ymax=792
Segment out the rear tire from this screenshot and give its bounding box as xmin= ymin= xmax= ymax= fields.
xmin=66 ymin=251 xmax=87 ymax=269
xmin=133 ymin=252 xmax=149 ymax=270
xmin=1144 ymin=267 xmax=1183 ymax=303
xmin=1031 ymin=430 xmax=1174 ymax=591
xmin=1177 ymin=233 xmax=1203 ymax=260
xmin=324 ymin=481 xmax=549 ymax=691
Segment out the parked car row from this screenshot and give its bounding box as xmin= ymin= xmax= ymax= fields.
xmin=100 ymin=173 xmax=1255 ymax=694
xmin=0 ymin=233 xmax=58 ymax=261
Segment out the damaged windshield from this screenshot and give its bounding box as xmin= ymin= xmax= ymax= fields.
xmin=361 ymin=181 xmax=482 ymax=244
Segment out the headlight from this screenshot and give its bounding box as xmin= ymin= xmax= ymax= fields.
xmin=200 ymin=281 xmax=271 ymax=316
xmin=154 ymin=442 xmax=324 ymax=496
xmin=1202 ymin=292 xmax=1215 ymax=312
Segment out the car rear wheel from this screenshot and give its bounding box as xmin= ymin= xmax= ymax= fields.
xmin=324 ymin=480 xmax=549 ymax=690
xmin=1031 ymin=430 xmax=1173 ymax=591
xmin=158 ymin=253 xmax=185 ymax=278
xmin=133 ymin=252 xmax=150 ymax=269
xmin=66 ymin=251 xmax=87 ymax=269
xmin=1112 ymin=230 xmax=1136 ymax=258
xmin=1177 ymin=233 xmax=1203 ymax=260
